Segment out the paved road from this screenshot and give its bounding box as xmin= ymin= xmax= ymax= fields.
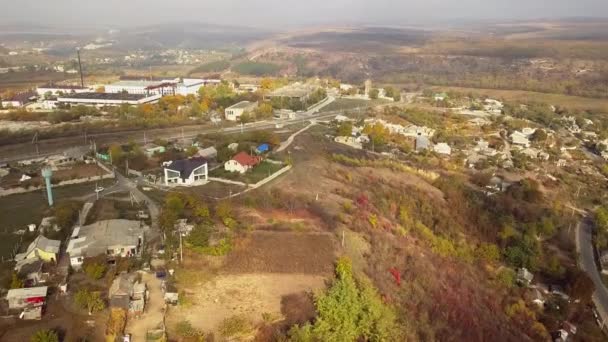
xmin=0 ymin=109 xmax=347 ymax=164
xmin=576 ymin=217 xmax=608 ymax=325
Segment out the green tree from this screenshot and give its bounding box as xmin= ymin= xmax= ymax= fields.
xmin=336 ymin=122 xmax=353 ymax=137
xmin=187 ymin=224 xmax=211 ymax=248
xmin=108 ymin=144 xmax=124 ymax=165
xmin=30 ymin=329 xmax=58 ymax=342
xmin=289 ymin=258 xmax=398 ymax=341
xmin=369 ymin=88 xmax=379 ymax=100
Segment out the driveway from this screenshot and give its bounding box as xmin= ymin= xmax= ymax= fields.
xmin=576 ymin=217 xmax=608 ymax=325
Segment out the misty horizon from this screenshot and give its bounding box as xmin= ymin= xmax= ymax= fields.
xmin=0 ymin=0 xmax=607 ymax=31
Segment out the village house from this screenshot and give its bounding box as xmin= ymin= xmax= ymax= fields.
xmin=224 ymin=152 xmax=261 ymax=174
xmin=6 ymin=286 xmax=48 ymax=320
xmin=510 ymin=131 xmax=532 ymax=147
xmin=14 ymin=235 xmax=61 ymax=265
xmin=415 ymin=136 xmax=430 ymax=152
xmin=224 ymin=101 xmax=258 ymax=121
xmin=109 ymin=272 xmax=147 ymax=314
xmin=433 ymin=143 xmax=452 ymax=155
xmin=17 ymin=259 xmax=47 ymax=287
xmin=46 ymin=146 xmax=90 ymax=168
xmin=67 ymin=219 xmax=145 ymax=269
xmin=163 ymin=157 xmax=208 ymax=186
xmin=334 ymin=136 xmax=363 ymax=149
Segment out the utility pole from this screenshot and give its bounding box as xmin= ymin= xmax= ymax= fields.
xmin=179 ymin=232 xmax=183 ymax=263
xmin=125 ymin=159 xmax=129 ymax=175
xmin=32 ymin=132 xmax=39 ymax=156
xmin=76 ymin=48 xmax=84 ymax=88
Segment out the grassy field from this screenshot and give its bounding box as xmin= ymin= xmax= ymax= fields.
xmin=434 ymin=86 xmax=608 ymax=113
xmin=0 ymin=180 xmax=114 ymax=258
xmin=210 ymin=161 xmax=285 ymax=184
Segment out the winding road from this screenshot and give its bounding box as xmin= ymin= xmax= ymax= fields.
xmin=576 ymin=216 xmax=608 ymax=327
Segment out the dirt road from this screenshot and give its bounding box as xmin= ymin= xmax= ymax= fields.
xmin=125 ymin=272 xmax=165 ymax=341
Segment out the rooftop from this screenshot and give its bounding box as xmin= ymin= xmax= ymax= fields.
xmin=7 ymin=286 xmax=48 ymax=299
xmin=164 ymin=157 xmax=207 ymax=180
xmin=15 ymin=235 xmax=61 ymax=262
xmin=58 ymin=92 xmax=153 ymax=101
xmin=109 ymin=80 xmax=172 ymax=88
xmin=67 ymin=219 xmax=145 ymax=258
xmin=227 ymin=101 xmax=257 ymax=110
xmin=232 ymin=152 xmax=261 ymax=167
xmin=38 ymin=84 xmax=86 ymax=90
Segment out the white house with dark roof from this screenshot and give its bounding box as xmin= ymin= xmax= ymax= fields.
xmin=163 ymin=157 xmax=208 ymax=186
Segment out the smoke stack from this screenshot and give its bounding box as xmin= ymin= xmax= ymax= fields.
xmin=41 ymin=167 xmax=54 ymax=207
xmin=77 ymin=48 xmax=84 ymax=88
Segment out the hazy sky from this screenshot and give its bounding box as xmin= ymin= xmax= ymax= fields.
xmin=1 ymin=0 xmax=607 ymax=29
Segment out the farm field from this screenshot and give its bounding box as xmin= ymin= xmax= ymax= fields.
xmin=434 ymin=86 xmax=608 ymax=113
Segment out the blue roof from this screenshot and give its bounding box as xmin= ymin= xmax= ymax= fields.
xmin=256 ymin=144 xmax=270 ymax=153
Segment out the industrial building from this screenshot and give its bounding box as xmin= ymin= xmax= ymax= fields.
xmin=57 ymin=92 xmax=161 ymax=107
xmin=105 ymin=80 xmax=177 ymax=96
xmin=36 ymin=84 xmax=92 ymax=97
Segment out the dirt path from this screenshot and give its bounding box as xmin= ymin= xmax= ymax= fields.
xmin=126 ymin=272 xmax=165 ymax=341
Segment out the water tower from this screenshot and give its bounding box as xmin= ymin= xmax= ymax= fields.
xmin=41 ymin=167 xmax=54 ymax=207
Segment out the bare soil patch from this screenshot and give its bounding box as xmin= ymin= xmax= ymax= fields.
xmin=224 ymin=231 xmax=336 ymax=274
xmin=167 ymin=273 xmax=326 ymax=336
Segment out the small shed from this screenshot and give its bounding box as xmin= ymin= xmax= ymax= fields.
xmin=198 ymin=146 xmax=218 ymax=159
xmin=163 ymin=282 xmax=179 ymax=305
xmin=256 ymin=144 xmax=270 ymax=154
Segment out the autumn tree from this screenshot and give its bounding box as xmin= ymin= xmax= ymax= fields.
xmin=255 ymin=102 xmax=274 ymax=119
xmin=75 ymin=289 xmax=105 ymax=315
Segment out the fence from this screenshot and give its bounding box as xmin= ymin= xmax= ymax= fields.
xmin=0 ymin=172 xmax=115 ymax=197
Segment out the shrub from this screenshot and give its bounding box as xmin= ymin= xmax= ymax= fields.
xmin=106 ymin=308 xmax=127 ymax=338
xmin=10 ymin=272 xmax=24 ymax=289
xmin=30 ymin=329 xmax=58 ymax=342
xmin=176 ymin=320 xmax=204 ymax=339
xmin=218 ymin=315 xmax=252 ymax=338
xmin=84 ymin=261 xmax=107 ymax=280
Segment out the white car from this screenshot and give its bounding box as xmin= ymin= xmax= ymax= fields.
xmin=95 ymin=186 xmax=104 ymax=193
